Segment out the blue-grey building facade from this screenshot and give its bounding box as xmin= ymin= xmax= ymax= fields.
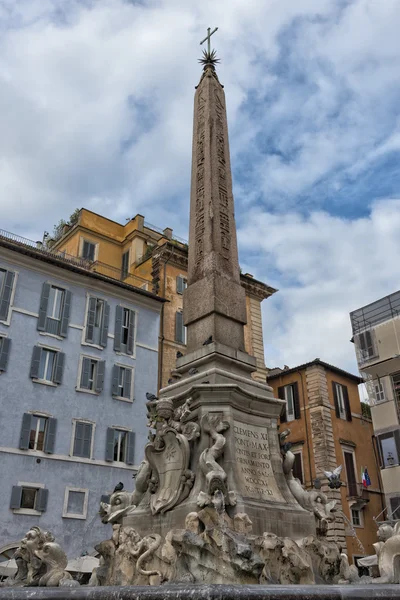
xmin=0 ymin=236 xmax=163 ymax=559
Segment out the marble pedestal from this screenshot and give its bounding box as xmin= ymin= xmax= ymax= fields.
xmin=123 ymin=343 xmax=316 ymax=540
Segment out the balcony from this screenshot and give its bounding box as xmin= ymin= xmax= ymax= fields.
xmin=346 ymin=483 xmax=370 ymax=510
xmin=350 ymin=290 xmax=400 ymax=335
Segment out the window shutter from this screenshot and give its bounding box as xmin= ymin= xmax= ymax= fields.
xmin=0 ymin=270 xmax=15 ymax=321
xmin=0 ymin=337 xmax=11 ymax=371
xmin=292 ymin=382 xmax=301 ymax=419
xmin=358 ymin=332 xmax=366 ymax=354
xmin=365 ymin=330 xmax=373 ymax=355
xmin=80 ymin=357 xmax=91 ymax=389
xmin=176 ymin=276 xmax=185 ymax=294
xmin=37 ymin=282 xmax=51 ymax=331
xmin=85 ymin=297 xmax=97 ymax=343
xmin=114 ymin=306 xmax=123 ymax=352
xmin=44 ymin=418 xmax=57 ymax=454
xmin=30 ymin=346 xmax=42 ymax=379
xmin=376 ymin=435 xmax=385 ymax=468
xmin=10 ymin=486 xmax=22 ymax=509
xmin=111 ymin=365 xmax=120 ymax=396
xmin=394 ymin=429 xmax=400 ymax=458
xmin=127 ymin=311 xmax=135 ymax=355
xmin=73 ymin=422 xmax=84 ymax=456
xmin=35 ymin=488 xmax=49 ymax=512
xmin=332 ymin=382 xmax=340 ymax=418
xmin=124 ymin=367 xmax=133 ymax=399
xmin=126 ymin=431 xmax=135 ymax=465
xmin=343 ymin=385 xmax=352 ymax=421
xmin=19 ymin=413 xmax=32 ymax=450
xmin=95 ymin=360 xmax=105 ymax=393
xmin=105 ymin=427 xmax=115 ymax=461
xmin=82 ymin=423 xmax=93 ymax=458
xmin=53 ymin=352 xmax=65 ymax=385
xmin=277 ymin=386 xmax=287 ymax=423
xmin=175 ymin=311 xmax=184 ymax=343
xmin=59 ymin=290 xmax=72 ymax=337
xmin=100 ymin=301 xmax=110 ymax=348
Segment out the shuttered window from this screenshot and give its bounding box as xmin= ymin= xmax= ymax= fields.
xmin=0 ymin=336 xmax=11 ymax=371
xmin=0 ymin=269 xmax=15 ymax=322
xmin=344 ymin=451 xmax=358 ymax=497
xmin=121 ymin=251 xmax=130 ymax=279
xmin=79 ymin=357 xmax=105 ymax=393
xmin=175 ymin=311 xmax=186 ymax=344
xmin=176 ymin=276 xmax=187 ymax=295
xmin=19 ymin=413 xmax=57 ymax=454
xmin=377 ymin=430 xmax=400 ymax=468
xmin=332 ymin=382 xmax=352 ymax=421
xmin=30 ymin=346 xmax=65 ymax=385
xmin=105 ymin=428 xmax=135 ymax=464
xmin=72 ymin=422 xmax=93 ymax=458
xmin=82 ymin=240 xmax=96 ymax=261
xmin=37 ymin=283 xmax=72 ymax=338
xmin=292 ymin=452 xmax=303 ymax=484
xmin=10 ymin=485 xmax=48 ymax=512
xmin=357 ymin=330 xmax=376 ymax=361
xmin=114 ymin=306 xmax=135 ymax=355
xmin=85 ymin=297 xmax=110 ymax=347
xmin=277 ymin=383 xmax=300 ymax=422
xmin=111 ymin=365 xmax=133 ymax=400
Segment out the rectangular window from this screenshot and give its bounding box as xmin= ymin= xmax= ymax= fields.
xmin=111 ymin=364 xmax=133 ymax=401
xmin=175 ymin=311 xmax=186 ymax=344
xmin=391 ymin=373 xmax=400 ymax=407
xmin=333 ymin=382 xmax=351 ymax=421
xmin=30 ymin=346 xmax=65 ymax=385
xmin=10 ymin=484 xmax=48 ymax=513
xmin=0 ymin=268 xmax=15 ymax=322
xmin=374 ymin=379 xmax=386 ymax=403
xmin=29 ymin=415 xmax=48 ymax=451
xmin=351 ymin=508 xmax=362 ymax=527
xmin=105 ymin=427 xmax=135 ymax=464
xmin=176 ymin=275 xmax=187 ymax=295
xmin=344 ymin=450 xmax=358 ymax=497
xmin=19 ymin=413 xmax=57 ymax=453
xmin=63 ymin=487 xmax=88 ymax=519
xmin=37 ymin=283 xmax=72 ymax=338
xmin=85 ymin=296 xmax=110 ymax=347
xmin=82 ymin=240 xmax=96 ymax=261
xmin=378 ymin=430 xmax=400 ymax=468
xmin=78 ymin=356 xmax=105 ymax=393
xmin=277 ymin=382 xmax=300 ymax=422
xmin=357 ymin=330 xmax=376 ymax=361
xmin=72 ymin=421 xmax=93 ymax=459
xmin=114 ymin=306 xmax=135 ymax=355
xmin=0 ymin=336 xmax=11 ymax=371
xmin=121 ymin=251 xmax=130 ymax=279
xmin=113 ymin=429 xmax=127 ymax=462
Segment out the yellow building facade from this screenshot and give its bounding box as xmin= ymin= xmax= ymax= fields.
xmin=52 ymin=209 xmax=276 ymax=389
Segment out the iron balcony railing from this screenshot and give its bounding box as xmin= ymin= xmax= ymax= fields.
xmin=350 ymin=290 xmax=400 ymax=335
xmin=0 ymin=229 xmax=150 ymax=290
xmin=144 ymin=220 xmax=188 ymax=245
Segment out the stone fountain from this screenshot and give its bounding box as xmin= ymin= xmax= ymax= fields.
xmin=1 ymin=31 xmax=400 ymax=598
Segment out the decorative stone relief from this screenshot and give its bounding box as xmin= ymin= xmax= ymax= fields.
xmin=197 ymin=412 xmax=236 ymax=508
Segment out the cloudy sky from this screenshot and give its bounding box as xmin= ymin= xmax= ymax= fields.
xmin=1 ymin=0 xmax=399 ymax=377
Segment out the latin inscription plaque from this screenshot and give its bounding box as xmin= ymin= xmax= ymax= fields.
xmin=233 ymin=420 xmax=284 ymax=502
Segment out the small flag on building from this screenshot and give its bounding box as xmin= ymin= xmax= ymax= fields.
xmin=361 ymin=467 xmax=371 ymax=488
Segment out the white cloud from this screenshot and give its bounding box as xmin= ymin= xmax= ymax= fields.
xmin=238 ymin=198 xmax=400 ymax=372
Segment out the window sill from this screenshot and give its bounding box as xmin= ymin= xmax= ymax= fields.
xmin=75 ymin=387 xmax=100 ymax=396
xmin=382 ymin=463 xmax=400 ymax=470
xmin=115 ymin=351 xmax=135 ymax=359
xmin=81 ymin=341 xmax=105 ymax=351
xmin=112 ymin=395 xmax=134 ymax=403
xmin=32 ymin=378 xmax=57 ymax=388
xmin=13 ymin=508 xmax=42 ymax=516
xmin=62 ymin=513 xmax=87 ymax=520
xmin=70 ymin=453 xmax=93 ymax=460
xmin=39 ymin=331 xmax=64 ymax=341
xmin=0 ymin=319 xmax=10 ymax=327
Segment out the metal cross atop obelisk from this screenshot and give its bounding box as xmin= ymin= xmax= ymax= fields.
xmin=200 ymin=26 xmax=218 ymax=55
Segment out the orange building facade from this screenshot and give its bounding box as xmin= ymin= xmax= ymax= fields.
xmin=267 ymin=359 xmax=384 ymax=568
xmin=51 ymin=209 xmax=276 ymax=389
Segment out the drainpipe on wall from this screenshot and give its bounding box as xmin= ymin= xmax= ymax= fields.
xmin=297 ymin=369 xmax=314 ymax=488
xmin=157 ymin=246 xmax=174 ymax=391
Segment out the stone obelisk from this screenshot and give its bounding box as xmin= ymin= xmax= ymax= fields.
xmin=155 ymin=39 xmax=316 ymax=540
